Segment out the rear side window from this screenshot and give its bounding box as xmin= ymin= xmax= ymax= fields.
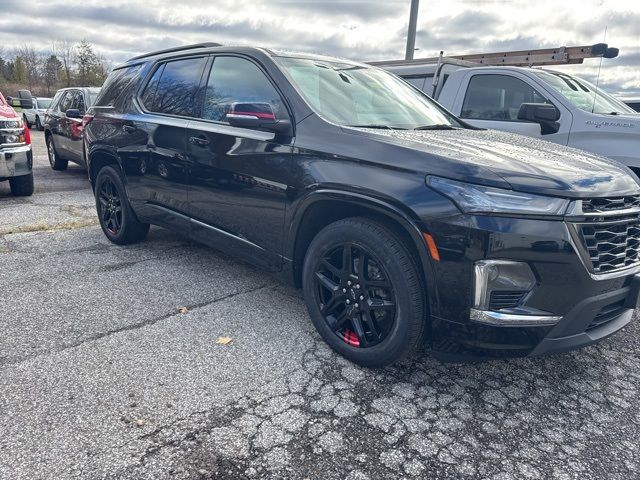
xmin=201 ymin=56 xmax=287 ymax=122
xmin=58 ymin=91 xmax=74 ymax=113
xmin=141 ymin=57 xmax=207 ymax=117
xmin=461 ymin=74 xmax=548 ymax=121
xmin=70 ymin=91 xmax=86 ymax=114
xmin=96 ymin=65 xmax=142 ymax=108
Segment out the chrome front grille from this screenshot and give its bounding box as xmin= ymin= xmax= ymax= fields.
xmin=582 ymin=195 xmax=640 ymax=213
xmin=573 ymin=198 xmax=640 ymax=274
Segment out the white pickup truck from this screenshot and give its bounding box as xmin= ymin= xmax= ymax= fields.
xmin=374 ymin=44 xmax=640 ymax=173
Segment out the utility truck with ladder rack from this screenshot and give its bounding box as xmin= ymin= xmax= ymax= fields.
xmin=372 ymin=44 xmax=640 ymax=174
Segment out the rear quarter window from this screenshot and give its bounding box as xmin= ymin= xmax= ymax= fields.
xmin=95 ymin=65 xmax=143 ymax=108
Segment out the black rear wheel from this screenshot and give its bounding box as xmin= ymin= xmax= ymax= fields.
xmin=46 ymin=135 xmax=68 ymax=171
xmin=35 ymin=116 xmax=43 ymax=131
xmin=95 ymin=166 xmax=149 ymax=245
xmin=303 ymin=217 xmax=426 ymax=368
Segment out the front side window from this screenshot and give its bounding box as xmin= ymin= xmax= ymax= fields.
xmin=274 ymin=56 xmax=458 ymax=129
xmin=461 ymin=74 xmax=549 ymax=121
xmin=71 ymin=91 xmax=86 ymax=114
xmin=201 ymin=56 xmax=287 ymax=122
xmin=141 ymin=57 xmax=208 ymax=117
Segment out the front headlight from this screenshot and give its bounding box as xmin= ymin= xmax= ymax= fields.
xmin=427 ymin=176 xmax=569 ymax=216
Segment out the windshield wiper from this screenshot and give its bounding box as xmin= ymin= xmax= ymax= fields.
xmin=346 ymin=124 xmax=407 ymax=130
xmin=414 ymin=124 xmax=456 ymax=130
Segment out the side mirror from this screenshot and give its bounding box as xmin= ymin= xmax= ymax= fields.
xmin=18 ymin=89 xmax=33 ymax=110
xmin=226 ymin=102 xmax=291 ymax=135
xmin=517 ymin=103 xmax=560 ymax=135
xmin=65 ymin=109 xmax=82 ymax=119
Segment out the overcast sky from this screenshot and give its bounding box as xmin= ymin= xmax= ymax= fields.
xmin=1 ymin=0 xmax=638 ymax=97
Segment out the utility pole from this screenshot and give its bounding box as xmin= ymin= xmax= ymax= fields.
xmin=405 ymin=0 xmax=420 ymax=60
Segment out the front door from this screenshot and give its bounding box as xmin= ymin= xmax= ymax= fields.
xmin=457 ymin=73 xmax=568 ymax=142
xmin=186 ymin=55 xmax=293 ymax=271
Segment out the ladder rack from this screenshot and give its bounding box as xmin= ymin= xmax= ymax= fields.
xmin=370 ymin=43 xmax=619 ymax=68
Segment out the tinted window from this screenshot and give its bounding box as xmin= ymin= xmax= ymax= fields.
xmin=141 ymin=57 xmax=207 ymax=117
xmin=402 ymin=76 xmax=426 ymax=90
xmin=461 ymin=74 xmax=548 ymax=121
xmin=202 ymin=56 xmax=287 ymax=122
xmin=70 ymin=91 xmax=86 ymax=113
xmin=97 ymin=65 xmax=142 ymax=108
xmin=50 ymin=91 xmax=64 ymax=111
xmin=58 ymin=91 xmax=73 ymax=112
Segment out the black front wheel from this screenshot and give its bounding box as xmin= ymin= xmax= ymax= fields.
xmin=303 ymin=217 xmax=426 ymax=368
xmin=95 ymin=166 xmax=149 ymax=245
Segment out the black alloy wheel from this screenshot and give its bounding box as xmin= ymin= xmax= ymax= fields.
xmin=94 ymin=165 xmax=150 ymax=245
xmin=314 ymin=243 xmax=397 ymax=348
xmin=98 ymin=176 xmax=123 ymax=236
xmin=303 ymin=217 xmax=426 ymax=368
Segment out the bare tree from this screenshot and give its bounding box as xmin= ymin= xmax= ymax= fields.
xmin=52 ymin=39 xmax=74 ymax=87
xmin=15 ymin=44 xmax=40 ymax=90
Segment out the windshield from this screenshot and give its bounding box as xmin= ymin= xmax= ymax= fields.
xmin=274 ymin=56 xmax=461 ymax=129
xmin=532 ymin=70 xmax=636 ymax=115
xmin=37 ymin=98 xmax=52 ymax=109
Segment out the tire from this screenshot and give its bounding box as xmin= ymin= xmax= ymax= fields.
xmin=302 ymin=217 xmax=426 ymax=368
xmin=9 ymin=172 xmax=34 ymax=196
xmin=23 ymin=114 xmax=31 ymax=129
xmin=95 ymin=165 xmax=149 ymax=245
xmin=36 ymin=116 xmax=43 ymax=131
xmin=46 ymin=134 xmax=68 ymax=171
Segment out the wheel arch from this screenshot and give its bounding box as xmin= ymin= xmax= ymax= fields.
xmin=88 ymin=149 xmax=124 ymax=191
xmin=287 ymin=190 xmax=439 ymax=317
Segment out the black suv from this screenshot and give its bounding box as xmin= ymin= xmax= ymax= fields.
xmin=44 ymin=87 xmax=100 ymax=171
xmin=84 ymin=43 xmax=640 ymax=367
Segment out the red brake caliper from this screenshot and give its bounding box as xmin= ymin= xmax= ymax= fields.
xmin=343 ymin=329 xmax=360 ymax=347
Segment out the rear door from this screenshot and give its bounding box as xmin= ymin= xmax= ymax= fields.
xmin=185 ymin=55 xmax=293 ymax=270
xmin=124 ymin=55 xmax=209 ymax=231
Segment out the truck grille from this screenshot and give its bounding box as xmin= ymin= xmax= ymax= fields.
xmin=578 ymin=216 xmax=640 ymax=273
xmin=582 ymin=195 xmax=640 ymax=213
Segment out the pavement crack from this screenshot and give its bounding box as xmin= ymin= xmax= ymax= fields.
xmin=0 ymin=283 xmax=277 ymax=367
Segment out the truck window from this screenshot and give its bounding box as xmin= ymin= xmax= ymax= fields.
xmin=461 ymin=74 xmax=548 ymax=121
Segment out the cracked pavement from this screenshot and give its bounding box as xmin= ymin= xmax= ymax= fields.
xmin=1 ymin=132 xmax=639 ymax=479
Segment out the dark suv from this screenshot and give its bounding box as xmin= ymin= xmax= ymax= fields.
xmin=44 ymin=87 xmax=100 ymax=171
xmin=84 ymin=43 xmax=640 ymax=367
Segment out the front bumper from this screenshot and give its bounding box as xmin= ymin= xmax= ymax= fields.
xmin=423 ymin=212 xmax=638 ymax=361
xmin=0 ymin=145 xmax=32 ymax=179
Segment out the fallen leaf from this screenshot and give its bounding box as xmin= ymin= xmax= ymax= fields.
xmin=178 ymin=307 xmax=189 ymax=314
xmin=215 ymin=336 xmax=233 ymax=345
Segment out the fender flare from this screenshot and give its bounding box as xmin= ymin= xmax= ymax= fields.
xmin=286 ymin=188 xmax=441 ymax=316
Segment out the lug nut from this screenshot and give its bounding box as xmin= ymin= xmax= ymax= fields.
xmin=359 ymin=295 xmax=364 ymax=301
xmin=354 ymin=303 xmax=359 ymax=308
xmin=356 ymin=284 xmax=360 ymax=289
xmin=342 ymin=288 xmax=347 ymax=293
xmin=346 ymin=299 xmax=350 ymax=304
xmin=347 ymin=281 xmax=352 ymax=286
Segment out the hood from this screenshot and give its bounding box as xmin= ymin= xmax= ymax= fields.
xmin=0 ymin=104 xmax=18 ymax=119
xmin=350 ymin=127 xmax=640 ymax=199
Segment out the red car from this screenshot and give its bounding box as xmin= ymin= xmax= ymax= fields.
xmin=0 ymin=91 xmax=33 ymax=196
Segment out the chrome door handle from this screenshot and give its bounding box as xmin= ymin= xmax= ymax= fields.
xmin=189 ymin=136 xmax=210 ymax=147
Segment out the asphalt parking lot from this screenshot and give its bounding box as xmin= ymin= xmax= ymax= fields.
xmin=1 ymin=131 xmax=639 ymax=480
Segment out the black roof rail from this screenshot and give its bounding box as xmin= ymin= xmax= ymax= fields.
xmin=128 ymin=42 xmax=222 ymax=61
